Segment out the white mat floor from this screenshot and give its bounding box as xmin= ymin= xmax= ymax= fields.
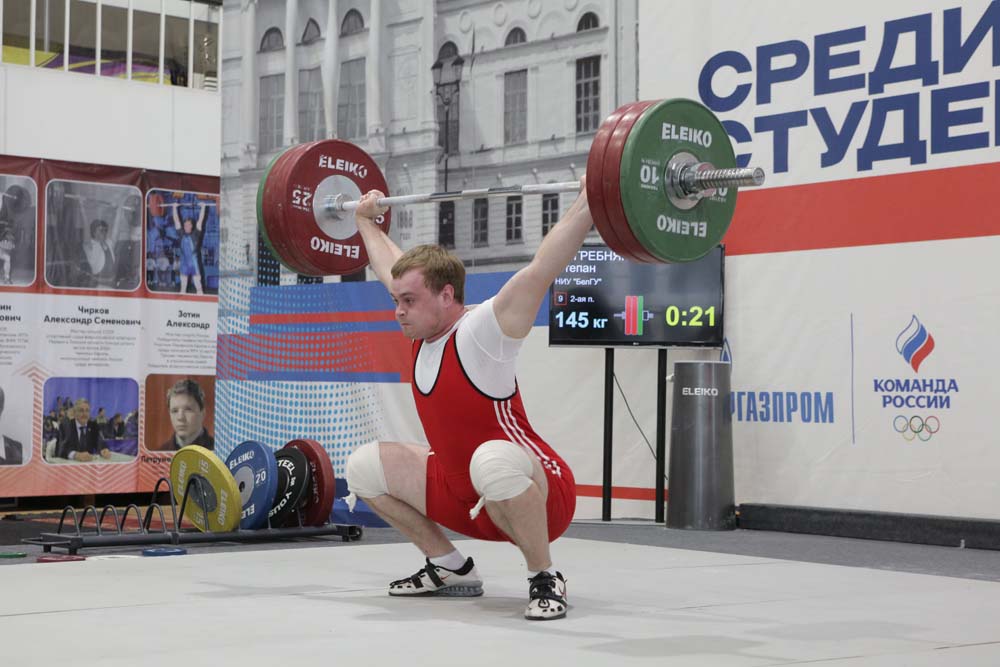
xmin=3 ymin=537 xmax=999 ymax=666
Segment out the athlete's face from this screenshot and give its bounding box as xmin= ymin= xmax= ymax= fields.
xmin=169 ymin=393 xmax=205 ymax=442
xmin=390 ymin=269 xmax=455 ymax=341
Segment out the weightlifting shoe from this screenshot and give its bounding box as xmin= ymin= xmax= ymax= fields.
xmin=388 ymin=556 xmax=483 ymax=597
xmin=524 ymin=570 xmax=567 ymax=620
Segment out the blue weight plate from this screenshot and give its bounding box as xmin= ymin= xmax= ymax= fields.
xmin=225 ymin=440 xmax=279 ymax=530
xmin=143 ymin=547 xmax=187 ymax=557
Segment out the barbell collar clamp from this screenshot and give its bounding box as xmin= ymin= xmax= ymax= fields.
xmin=684 ymin=166 xmax=765 ymax=195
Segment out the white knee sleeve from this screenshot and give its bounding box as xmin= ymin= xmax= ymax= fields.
xmin=345 ymin=441 xmax=388 ymax=509
xmin=468 ymin=440 xmax=534 ymax=519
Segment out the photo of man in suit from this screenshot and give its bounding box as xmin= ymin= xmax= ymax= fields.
xmin=0 ymin=387 xmax=24 ymax=466
xmin=55 ymin=398 xmax=110 ymax=461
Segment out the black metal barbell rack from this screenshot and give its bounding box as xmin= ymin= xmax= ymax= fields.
xmin=22 ymin=475 xmax=362 ymax=555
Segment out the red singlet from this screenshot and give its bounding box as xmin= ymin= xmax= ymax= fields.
xmin=413 ymin=319 xmax=576 ymax=543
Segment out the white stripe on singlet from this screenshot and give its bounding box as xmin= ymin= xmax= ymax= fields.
xmin=493 ymin=400 xmax=561 ymax=476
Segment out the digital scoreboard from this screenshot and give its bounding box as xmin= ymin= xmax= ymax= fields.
xmin=548 ymin=244 xmax=724 ymax=347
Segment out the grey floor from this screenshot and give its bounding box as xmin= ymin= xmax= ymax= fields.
xmin=3 ymin=521 xmax=1000 ymax=666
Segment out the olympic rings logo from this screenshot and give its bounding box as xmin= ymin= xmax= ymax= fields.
xmin=892 ymin=415 xmax=940 ymax=442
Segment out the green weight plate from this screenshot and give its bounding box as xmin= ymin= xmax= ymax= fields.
xmin=170 ymin=445 xmax=241 ymax=533
xmin=256 ymin=146 xmax=293 ymax=263
xmin=619 ymin=98 xmax=737 ymax=263
xmin=0 ymin=551 xmax=27 ymax=559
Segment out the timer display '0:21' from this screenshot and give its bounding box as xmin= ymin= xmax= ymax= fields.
xmin=665 ymin=305 xmax=716 ymax=327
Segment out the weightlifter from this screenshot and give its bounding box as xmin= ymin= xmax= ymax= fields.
xmin=344 ymin=178 xmax=595 ymax=621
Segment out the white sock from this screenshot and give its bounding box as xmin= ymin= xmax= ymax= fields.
xmin=528 ymin=566 xmax=555 ymax=579
xmin=429 ymin=549 xmax=466 ymax=571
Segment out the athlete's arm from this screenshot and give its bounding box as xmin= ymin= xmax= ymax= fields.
xmin=492 ymin=177 xmax=594 ymax=338
xmin=355 ymin=190 xmax=404 ymax=290
xmin=195 ymin=203 xmax=208 ymax=232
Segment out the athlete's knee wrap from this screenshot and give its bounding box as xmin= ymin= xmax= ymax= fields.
xmin=469 ymin=440 xmax=534 ymax=502
xmin=345 ymin=441 xmax=388 ymax=500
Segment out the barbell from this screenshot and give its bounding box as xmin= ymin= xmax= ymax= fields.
xmin=257 ymin=98 xmax=766 ymax=276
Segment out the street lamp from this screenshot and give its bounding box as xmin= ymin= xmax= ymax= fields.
xmin=432 ymin=55 xmax=465 ymax=191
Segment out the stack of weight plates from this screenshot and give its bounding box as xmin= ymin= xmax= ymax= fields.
xmin=170 ymin=439 xmax=339 ymax=532
xmin=586 ymin=98 xmax=738 ymax=263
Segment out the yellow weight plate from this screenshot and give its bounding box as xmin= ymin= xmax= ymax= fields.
xmin=170 ymin=445 xmax=241 ymax=532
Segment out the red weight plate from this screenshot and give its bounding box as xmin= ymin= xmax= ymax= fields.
xmin=276 ymin=140 xmax=389 ymax=276
xmin=265 ymin=142 xmax=320 ymax=275
xmin=586 ymin=102 xmax=647 ymax=263
xmin=275 ymin=141 xmax=331 ymax=276
xmin=278 ymin=140 xmax=391 ymax=276
xmin=37 ymin=554 xmax=87 ymax=563
xmin=603 ymin=100 xmax=661 ymax=263
xmin=282 ymin=438 xmax=336 ymax=527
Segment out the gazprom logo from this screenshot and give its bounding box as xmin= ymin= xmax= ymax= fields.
xmin=721 ymin=337 xmax=834 ymax=424
xmin=895 ymin=315 xmax=935 ymax=373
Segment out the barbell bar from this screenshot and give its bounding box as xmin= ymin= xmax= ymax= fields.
xmin=257 ymin=98 xmax=767 ymax=275
xmin=325 ymin=164 xmax=763 ymax=216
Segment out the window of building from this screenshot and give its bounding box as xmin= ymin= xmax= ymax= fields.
xmin=439 ymin=202 xmax=455 ymax=249
xmin=299 ymin=67 xmax=325 ymax=142
xmin=504 ymin=69 xmax=527 ymax=145
xmin=337 ymin=58 xmax=366 ymax=139
xmin=63 ymin=0 xmax=97 ymax=74
xmin=192 ymin=2 xmax=220 ymax=90
xmin=259 ymin=73 xmax=285 ymax=153
xmin=505 ymin=27 xmax=526 ymax=46
xmin=436 ymin=85 xmax=460 ymax=155
xmin=435 ymin=42 xmax=461 ymax=156
xmin=302 ymin=18 xmax=321 ymax=45
xmin=473 ymin=198 xmax=489 ymax=247
xmin=341 ymin=9 xmax=364 ymax=36
xmin=4 ymin=0 xmax=215 ymax=87
xmin=1 ymin=0 xmax=30 ymax=65
xmin=131 ymin=0 xmax=162 ymax=83
xmin=164 ymin=3 xmax=190 ymax=85
xmin=260 ymin=27 xmax=284 ymax=52
xmin=99 ymin=3 xmax=127 ymax=77
xmin=542 ymin=193 xmax=560 ymax=236
xmin=575 ymin=56 xmax=600 ymax=133
xmin=577 ymin=12 xmax=600 ymax=31
xmin=257 ymin=233 xmax=281 ymax=286
xmin=340 ymin=268 xmax=367 ymax=282
xmin=506 ymin=196 xmax=523 ymax=243
xmin=33 ymin=0 xmax=66 ymax=67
